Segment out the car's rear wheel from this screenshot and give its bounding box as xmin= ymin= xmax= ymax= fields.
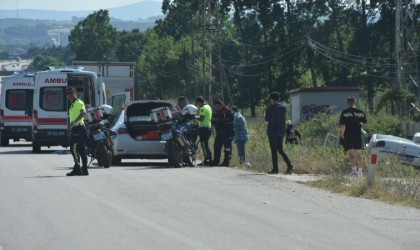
xmin=112 ymin=154 xmax=122 ymax=165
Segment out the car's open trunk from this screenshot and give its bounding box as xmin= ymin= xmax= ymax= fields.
xmin=125 ymin=101 xmax=172 ymax=140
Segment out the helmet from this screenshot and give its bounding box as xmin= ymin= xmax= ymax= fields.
xmin=181 ymin=104 xmax=198 ymax=116
xmin=99 ymin=104 xmax=113 ymax=115
xmin=286 ymin=120 xmax=292 ymax=125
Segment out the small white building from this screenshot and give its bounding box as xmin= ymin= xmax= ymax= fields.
xmin=288 ymin=87 xmax=361 ymax=123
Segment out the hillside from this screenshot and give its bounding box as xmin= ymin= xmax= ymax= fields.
xmin=0 ymin=16 xmax=162 ymax=52
xmin=0 ymin=1 xmax=163 ymax=21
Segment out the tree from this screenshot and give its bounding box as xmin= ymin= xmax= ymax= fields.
xmin=155 ymin=0 xmax=202 ymax=41
xmin=27 ymin=53 xmax=63 ymax=70
xmin=68 ymin=9 xmax=118 ymax=61
xmin=138 ymin=30 xmax=185 ymax=99
xmin=115 ymin=29 xmax=146 ymax=62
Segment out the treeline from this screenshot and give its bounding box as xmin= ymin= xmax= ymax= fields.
xmin=27 ymin=1 xmax=420 ymax=117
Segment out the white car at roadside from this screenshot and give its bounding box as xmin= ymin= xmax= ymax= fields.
xmin=109 ymin=100 xmax=173 ymax=165
xmin=367 ymin=134 xmax=420 ymax=166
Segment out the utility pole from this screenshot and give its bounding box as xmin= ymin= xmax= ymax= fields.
xmin=205 ymin=0 xmax=213 ymax=103
xmin=395 ymin=0 xmax=403 ymax=87
xmin=201 ymin=0 xmax=216 ymax=103
xmin=396 ymin=0 xmax=418 ymax=134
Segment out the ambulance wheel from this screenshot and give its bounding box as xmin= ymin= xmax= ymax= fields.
xmin=32 ymin=142 xmax=41 ymax=153
xmin=0 ymin=135 xmax=9 ymax=146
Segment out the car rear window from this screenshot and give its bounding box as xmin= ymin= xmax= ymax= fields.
xmin=40 ymin=87 xmax=66 ymax=111
xmin=6 ymin=89 xmax=33 ymax=111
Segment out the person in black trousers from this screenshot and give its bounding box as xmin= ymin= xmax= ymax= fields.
xmin=66 ymin=87 xmax=88 ymax=176
xmin=210 ymin=100 xmax=234 ymax=166
xmin=195 ymin=96 xmax=213 ymax=166
xmin=265 ymin=92 xmax=294 ymax=174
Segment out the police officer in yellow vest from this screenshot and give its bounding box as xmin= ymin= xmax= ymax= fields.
xmin=66 ymin=87 xmax=88 ymax=176
xmin=195 ymin=96 xmax=213 ymax=166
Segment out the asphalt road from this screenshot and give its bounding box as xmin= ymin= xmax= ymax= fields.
xmin=0 ymin=142 xmax=419 ymax=250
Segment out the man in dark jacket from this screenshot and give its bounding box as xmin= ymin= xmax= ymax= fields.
xmin=265 ymin=92 xmax=294 ymax=174
xmin=210 ymin=100 xmax=234 ymax=166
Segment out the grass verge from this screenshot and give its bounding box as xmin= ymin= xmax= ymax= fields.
xmin=223 ymin=117 xmax=420 ymax=209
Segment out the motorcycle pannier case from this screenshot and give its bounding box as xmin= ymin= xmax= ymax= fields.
xmin=150 ymin=107 xmax=172 ymax=123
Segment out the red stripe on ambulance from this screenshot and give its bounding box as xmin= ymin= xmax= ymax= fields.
xmin=4 ymin=116 xmax=32 ymax=122
xmin=37 ymin=118 xmax=68 ymax=125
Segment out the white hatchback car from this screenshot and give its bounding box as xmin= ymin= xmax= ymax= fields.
xmin=109 ymin=100 xmax=173 ymax=165
xmin=367 ymin=134 xmax=420 ymax=166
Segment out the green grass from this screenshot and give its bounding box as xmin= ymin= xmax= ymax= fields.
xmin=221 ymin=116 xmax=420 ymax=209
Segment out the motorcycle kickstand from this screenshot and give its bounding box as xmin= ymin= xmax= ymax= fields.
xmin=87 ymin=157 xmax=95 ymax=167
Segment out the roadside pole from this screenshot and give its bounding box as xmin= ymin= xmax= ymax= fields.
xmin=367 ymin=147 xmax=379 ymax=186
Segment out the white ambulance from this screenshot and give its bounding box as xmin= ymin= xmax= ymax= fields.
xmin=0 ymin=73 xmax=35 ymax=146
xmin=31 ymin=66 xmax=107 ymax=153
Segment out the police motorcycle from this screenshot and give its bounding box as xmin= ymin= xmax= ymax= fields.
xmin=84 ymin=105 xmax=114 ymax=168
xmin=152 ymin=105 xmax=200 ymax=168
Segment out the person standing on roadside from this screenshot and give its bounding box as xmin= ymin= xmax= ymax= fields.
xmin=265 ymin=92 xmax=294 ymax=175
xmin=195 ymin=96 xmax=213 ymax=166
xmin=210 ymin=100 xmax=234 ymax=167
xmin=66 ymin=87 xmax=89 ymax=176
xmin=231 ymin=106 xmax=249 ymax=166
xmin=172 ymin=96 xmax=188 ymax=118
xmin=339 ymin=96 xmax=367 ymax=177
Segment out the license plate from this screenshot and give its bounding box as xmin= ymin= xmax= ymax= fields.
xmin=11 ymin=127 xmax=28 ymax=132
xmin=93 ymin=132 xmax=106 ymax=141
xmin=161 ymin=132 xmax=172 ymax=140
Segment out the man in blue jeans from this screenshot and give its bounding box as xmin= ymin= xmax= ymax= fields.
xmin=265 ymin=92 xmax=294 ymax=174
xmin=231 ymin=106 xmax=249 ymax=165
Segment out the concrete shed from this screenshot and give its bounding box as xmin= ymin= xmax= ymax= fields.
xmin=288 ymin=87 xmax=361 ymax=123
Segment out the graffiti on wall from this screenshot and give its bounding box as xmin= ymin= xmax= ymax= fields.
xmin=302 ymin=104 xmax=331 ymax=115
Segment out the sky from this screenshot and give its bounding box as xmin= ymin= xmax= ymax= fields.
xmin=0 ymin=0 xmax=162 ymax=11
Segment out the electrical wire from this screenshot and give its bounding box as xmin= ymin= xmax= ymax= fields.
xmin=220 ymin=44 xmax=303 ymax=67
xmin=307 ymin=37 xmax=420 ymax=80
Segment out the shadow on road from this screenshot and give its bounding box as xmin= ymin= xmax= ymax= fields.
xmin=0 ymin=149 xmax=33 ymax=154
xmin=23 ymin=175 xmax=66 ymax=178
xmin=0 ymin=143 xmax=32 ymax=148
xmin=112 ymin=162 xmax=176 ymax=170
xmin=0 ymin=149 xmax=69 ymax=155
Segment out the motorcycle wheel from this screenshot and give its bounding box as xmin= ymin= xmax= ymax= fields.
xmin=104 ymin=139 xmax=113 ymax=168
xmin=168 ymin=141 xmax=183 ymax=168
xmin=185 ymin=145 xmax=196 ymax=167
xmin=96 ymin=141 xmax=111 ymax=168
